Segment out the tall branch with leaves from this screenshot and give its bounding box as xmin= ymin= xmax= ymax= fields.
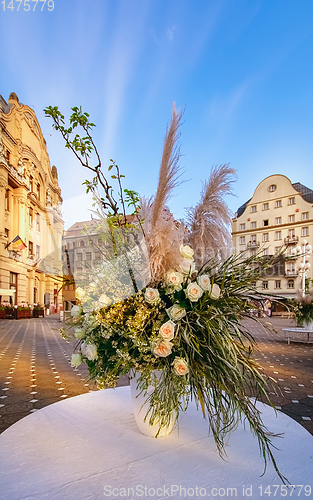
xmin=44 ymin=106 xmax=145 ymax=292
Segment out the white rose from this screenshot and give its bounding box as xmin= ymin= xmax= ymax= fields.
xmin=166 ymin=304 xmax=186 ymax=321
xmin=180 ymin=258 xmax=196 ymax=275
xmin=74 ymin=327 xmax=85 ymax=339
xmin=153 ymin=340 xmax=173 ymax=358
xmin=159 ymin=320 xmax=175 ymax=341
xmin=166 ymin=270 xmax=184 ymax=288
xmin=81 ymin=342 xmax=98 ymax=361
xmin=209 ymin=283 xmax=221 ymax=300
xmin=173 ymin=357 xmax=189 ymax=376
xmin=71 ymin=353 xmax=83 ymax=368
xmin=144 ymin=287 xmax=160 ymax=305
xmin=185 ymin=282 xmax=204 ymax=302
xmin=98 ymin=293 xmax=111 ymax=307
xmin=88 ymin=282 xmax=97 ymax=292
xmin=75 ymin=287 xmax=86 ymax=300
xmin=197 ymin=274 xmax=211 ymax=291
xmin=71 ymin=305 xmax=82 ymax=318
xmin=83 ymin=313 xmax=99 ymax=330
xmin=180 ymin=244 xmax=194 ymax=260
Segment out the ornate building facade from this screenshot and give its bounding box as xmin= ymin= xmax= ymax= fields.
xmin=232 ymin=174 xmax=313 ymax=300
xmin=0 ymin=92 xmax=63 ymax=310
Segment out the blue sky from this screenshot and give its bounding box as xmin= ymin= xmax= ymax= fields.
xmin=1 ymin=0 xmax=313 ymax=229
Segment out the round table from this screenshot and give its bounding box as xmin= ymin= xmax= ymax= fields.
xmin=0 ymin=387 xmax=312 ymax=499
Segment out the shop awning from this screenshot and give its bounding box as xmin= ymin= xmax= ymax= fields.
xmin=0 ymin=289 xmax=16 ymax=296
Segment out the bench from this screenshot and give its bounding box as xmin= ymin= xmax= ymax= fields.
xmin=282 ymin=327 xmax=313 ymax=345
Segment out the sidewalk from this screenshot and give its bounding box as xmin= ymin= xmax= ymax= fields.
xmin=0 ymin=315 xmax=312 ymax=435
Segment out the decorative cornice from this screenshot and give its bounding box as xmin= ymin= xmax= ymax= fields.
xmin=5 ymin=162 xmax=28 ymax=186
xmin=0 ymin=120 xmax=16 ymax=145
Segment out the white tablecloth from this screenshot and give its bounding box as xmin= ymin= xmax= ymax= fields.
xmin=0 ymin=387 xmax=312 ymax=499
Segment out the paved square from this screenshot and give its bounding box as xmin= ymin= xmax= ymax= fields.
xmin=0 ymin=315 xmax=312 ymax=436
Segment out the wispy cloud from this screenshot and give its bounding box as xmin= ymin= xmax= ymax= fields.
xmin=100 ymin=3 xmax=150 ymax=159
xmin=209 ymin=79 xmax=252 ymax=119
xmin=166 ymin=25 xmax=177 ymax=41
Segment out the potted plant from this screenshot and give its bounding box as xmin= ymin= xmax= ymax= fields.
xmin=0 ymin=306 xmax=5 ymax=320
xmin=292 ymin=291 xmax=313 ymax=329
xmin=4 ymin=306 xmax=15 ymax=319
xmin=16 ymin=306 xmax=32 ymax=319
xmin=33 ymin=305 xmax=45 ymax=318
xmin=48 ymin=103 xmax=292 ymax=483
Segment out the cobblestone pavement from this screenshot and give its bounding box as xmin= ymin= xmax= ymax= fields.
xmin=0 ymin=315 xmax=312 ymax=435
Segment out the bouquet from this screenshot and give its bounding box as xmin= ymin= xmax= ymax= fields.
xmin=46 ymin=103 xmax=290 ymax=482
xmin=292 ymin=289 xmax=313 ymax=327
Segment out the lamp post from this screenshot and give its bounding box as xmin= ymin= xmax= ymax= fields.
xmin=294 ymin=240 xmax=312 ymax=297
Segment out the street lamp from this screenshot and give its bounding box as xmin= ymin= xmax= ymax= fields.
xmin=293 ymin=240 xmax=312 ymax=296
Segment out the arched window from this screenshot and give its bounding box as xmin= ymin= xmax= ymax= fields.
xmin=80 ymin=240 xmax=84 ymax=247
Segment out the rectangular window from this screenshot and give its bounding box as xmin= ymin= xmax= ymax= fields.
xmin=288 ymin=214 xmax=295 ymax=223
xmin=77 ymin=253 xmax=82 ymax=261
xmin=36 ymin=245 xmax=40 ymax=260
xmin=262 ymin=281 xmax=268 ymax=289
xmin=5 ymin=189 xmax=9 ymax=211
xmin=263 ymin=203 xmax=269 ymax=210
xmin=5 ymin=228 xmax=9 ymax=240
xmin=240 ymin=250 xmax=246 ymax=258
xmin=36 ymin=213 xmax=40 ymax=231
xmin=288 ymin=280 xmax=294 ymax=288
xmin=288 ymin=197 xmax=295 ymax=205
xmin=275 ymin=280 xmax=281 ymax=289
xmin=263 ymin=233 xmax=269 ymax=242
xmin=251 ymin=249 xmax=257 ymax=256
xmin=240 ymin=223 xmax=245 ymax=230
xmin=251 ymin=235 xmax=256 ymax=243
xmin=86 ymin=252 xmax=92 ymax=261
xmin=263 ymin=248 xmax=269 ymax=256
xmin=263 ymin=220 xmax=269 ymax=226
xmin=251 ymin=205 xmax=257 ymax=213
xmin=275 ymin=200 xmax=282 ymax=208
xmin=275 ymin=246 xmax=281 ymax=254
xmin=251 ymin=221 xmax=256 ymax=229
xmin=6 ymin=150 xmax=11 ymax=162
xmin=302 ymin=212 xmax=309 ymax=220
xmin=95 ymin=252 xmax=101 ymax=260
xmin=239 ymin=236 xmax=245 ymax=245
xmin=29 ymin=176 xmax=33 ymax=192
xmin=29 ymin=207 xmax=33 ymax=227
xmin=275 ymin=231 xmax=281 ymax=240
xmin=287 ymin=263 xmax=295 ymax=274
xmin=28 ymin=241 xmax=33 ymax=257
xmin=275 ymin=217 xmax=281 ymax=224
xmin=36 ymin=184 xmax=40 ymax=200
xmin=302 ymin=227 xmax=309 ymax=237
xmin=9 ymin=272 xmax=17 ymax=305
xmin=288 ymin=229 xmax=295 ymax=238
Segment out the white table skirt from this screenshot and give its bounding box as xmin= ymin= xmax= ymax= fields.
xmin=0 ymin=387 xmax=312 ymax=500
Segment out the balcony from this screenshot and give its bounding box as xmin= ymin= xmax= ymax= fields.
xmin=247 ymin=241 xmax=260 ymax=249
xmin=8 ymin=250 xmax=22 ymax=262
xmin=284 ymin=235 xmax=299 ymax=245
xmin=285 ymin=270 xmax=298 ymax=278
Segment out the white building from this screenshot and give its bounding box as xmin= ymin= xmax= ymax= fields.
xmin=232 ymin=174 xmax=313 ymax=299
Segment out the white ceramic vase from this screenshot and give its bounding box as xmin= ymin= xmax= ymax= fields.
xmin=304 ymin=321 xmax=313 ymax=330
xmin=130 ymin=370 xmax=176 ymax=438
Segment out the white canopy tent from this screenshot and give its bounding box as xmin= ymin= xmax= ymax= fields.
xmin=0 ymin=289 xmax=16 ymax=297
